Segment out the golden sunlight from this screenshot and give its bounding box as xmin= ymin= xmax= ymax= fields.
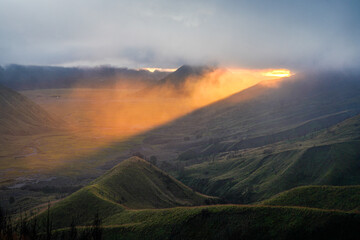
xmin=262 ymin=69 xmax=292 ymax=78
xmin=142 ymin=67 xmax=177 ymax=72
xmin=61 ymin=67 xmax=293 ymax=141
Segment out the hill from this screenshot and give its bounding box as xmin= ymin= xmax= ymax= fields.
xmin=101 ymin=205 xmax=360 ymax=240
xmin=177 ymin=114 xmax=360 ymax=203
xmin=142 ymin=70 xmax=360 ymax=154
xmin=35 ymin=158 xmax=360 ymax=239
xmin=45 ymin=204 xmax=360 ymax=240
xmin=261 ymin=185 xmax=360 ymax=211
xmin=0 ymin=83 xmax=63 ymax=135
xmin=157 ymin=65 xmax=213 ymax=87
xmin=132 ymin=70 xmax=360 ymax=203
xmin=138 ymin=65 xmax=215 ymax=96
xmin=42 ymin=157 xmax=218 ymax=227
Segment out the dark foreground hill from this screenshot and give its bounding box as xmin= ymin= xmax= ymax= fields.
xmin=261 ymin=185 xmax=360 ymax=211
xmin=38 ymin=205 xmax=360 ymax=240
xmin=0 ymin=83 xmax=63 ymax=135
xmin=34 ymin=158 xmax=360 ymax=240
xmin=40 ymin=157 xmax=218 ymax=228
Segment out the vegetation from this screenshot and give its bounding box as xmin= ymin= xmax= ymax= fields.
xmin=35 ymin=157 xmax=218 ymax=228
xmin=31 ymin=204 xmax=360 ymax=240
xmin=261 ymin=185 xmax=360 ymax=211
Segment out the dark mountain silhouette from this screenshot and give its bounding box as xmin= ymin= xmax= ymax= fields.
xmin=0 ymin=64 xmax=168 ymax=90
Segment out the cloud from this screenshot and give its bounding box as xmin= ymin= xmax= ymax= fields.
xmin=0 ymin=0 xmax=359 ymax=70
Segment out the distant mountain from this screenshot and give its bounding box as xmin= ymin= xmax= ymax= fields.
xmin=261 ymin=185 xmax=360 ymax=211
xmin=157 ymin=65 xmax=214 ymax=87
xmin=0 ymin=83 xmax=63 ymax=135
xmin=44 ymin=157 xmax=218 ymax=228
xmin=0 ymin=64 xmax=168 ymax=90
xmin=138 ymin=65 xmax=215 ymax=96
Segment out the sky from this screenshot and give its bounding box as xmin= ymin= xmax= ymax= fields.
xmin=0 ymin=0 xmax=359 ymax=70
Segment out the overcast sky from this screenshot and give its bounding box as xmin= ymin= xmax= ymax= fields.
xmin=0 ymin=0 xmax=359 ymax=70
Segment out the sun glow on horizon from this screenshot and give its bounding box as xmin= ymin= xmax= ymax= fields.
xmin=262 ymin=69 xmax=292 ymax=78
xmin=142 ymin=67 xmax=177 ymax=72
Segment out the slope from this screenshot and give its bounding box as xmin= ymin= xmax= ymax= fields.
xmin=49 ymin=205 xmax=360 ymax=240
xmin=138 ymin=65 xmax=215 ymax=96
xmin=0 ymin=83 xmax=63 ymax=135
xmin=43 ymin=157 xmax=218 ymax=227
xmin=141 ymin=70 xmax=360 ymax=161
xmin=261 ymin=185 xmax=360 ymax=211
xmin=177 ymin=113 xmax=360 ymax=203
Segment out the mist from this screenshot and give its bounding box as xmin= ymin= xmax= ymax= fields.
xmin=60 ymin=68 xmax=291 ymax=142
xmin=0 ymin=0 xmax=359 ymax=70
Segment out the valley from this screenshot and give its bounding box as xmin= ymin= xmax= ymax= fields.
xmin=1 ymin=66 xmax=360 ymax=239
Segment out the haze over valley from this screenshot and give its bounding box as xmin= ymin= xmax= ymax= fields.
xmin=1 ymin=1 xmax=360 ymax=239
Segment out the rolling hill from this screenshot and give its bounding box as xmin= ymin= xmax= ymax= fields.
xmin=35 ymin=158 xmax=360 ymax=240
xmin=0 ymin=83 xmax=63 ymax=135
xmin=129 ymin=70 xmax=360 ymax=203
xmin=54 ymin=205 xmax=360 ymax=240
xmin=261 ymin=185 xmax=360 ymax=212
xmin=176 ymin=114 xmax=360 ymax=203
xmin=43 ymin=157 xmax=218 ymax=228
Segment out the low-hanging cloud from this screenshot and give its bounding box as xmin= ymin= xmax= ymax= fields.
xmin=0 ymin=0 xmax=359 ymax=70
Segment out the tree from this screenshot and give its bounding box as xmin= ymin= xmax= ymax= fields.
xmin=132 ymin=152 xmax=144 ymax=159
xmin=69 ymin=217 xmax=77 ymax=240
xmin=149 ymin=156 xmax=157 ymax=166
xmin=45 ymin=202 xmax=53 ymax=240
xmin=91 ymin=213 xmax=102 ymax=240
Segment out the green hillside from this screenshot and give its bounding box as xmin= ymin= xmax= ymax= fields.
xmin=101 ymin=205 xmax=360 ymax=240
xmin=174 ymin=112 xmax=360 ymax=203
xmin=41 ymin=157 xmax=218 ymax=228
xmin=261 ymin=185 xmax=360 ymax=211
xmin=51 ymin=205 xmax=360 ymax=240
xmin=0 ymin=83 xmax=62 ymax=135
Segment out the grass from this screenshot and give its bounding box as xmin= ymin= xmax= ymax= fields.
xmin=176 ymin=114 xmax=360 ymax=203
xmin=36 ymin=157 xmax=218 ymax=228
xmin=261 ymin=185 xmax=360 ymax=211
xmin=50 ymin=205 xmax=360 ymax=240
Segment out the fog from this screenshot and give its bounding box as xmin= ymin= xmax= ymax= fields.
xmin=0 ymin=0 xmax=359 ymax=70
xmin=62 ymin=68 xmax=291 ymax=140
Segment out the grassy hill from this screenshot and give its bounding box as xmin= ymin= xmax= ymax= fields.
xmin=0 ymin=83 xmax=63 ymax=135
xmin=124 ymin=70 xmax=360 ymax=203
xmin=41 ymin=157 xmax=218 ymax=228
xmin=36 ymin=158 xmax=360 ymax=239
xmin=179 ymin=140 xmax=360 ymax=203
xmin=261 ymin=185 xmax=360 ymax=211
xmin=177 ymin=113 xmax=360 ymax=203
xmin=100 ymin=205 xmax=360 ymax=240
xmin=46 ymin=205 xmax=360 ymax=240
